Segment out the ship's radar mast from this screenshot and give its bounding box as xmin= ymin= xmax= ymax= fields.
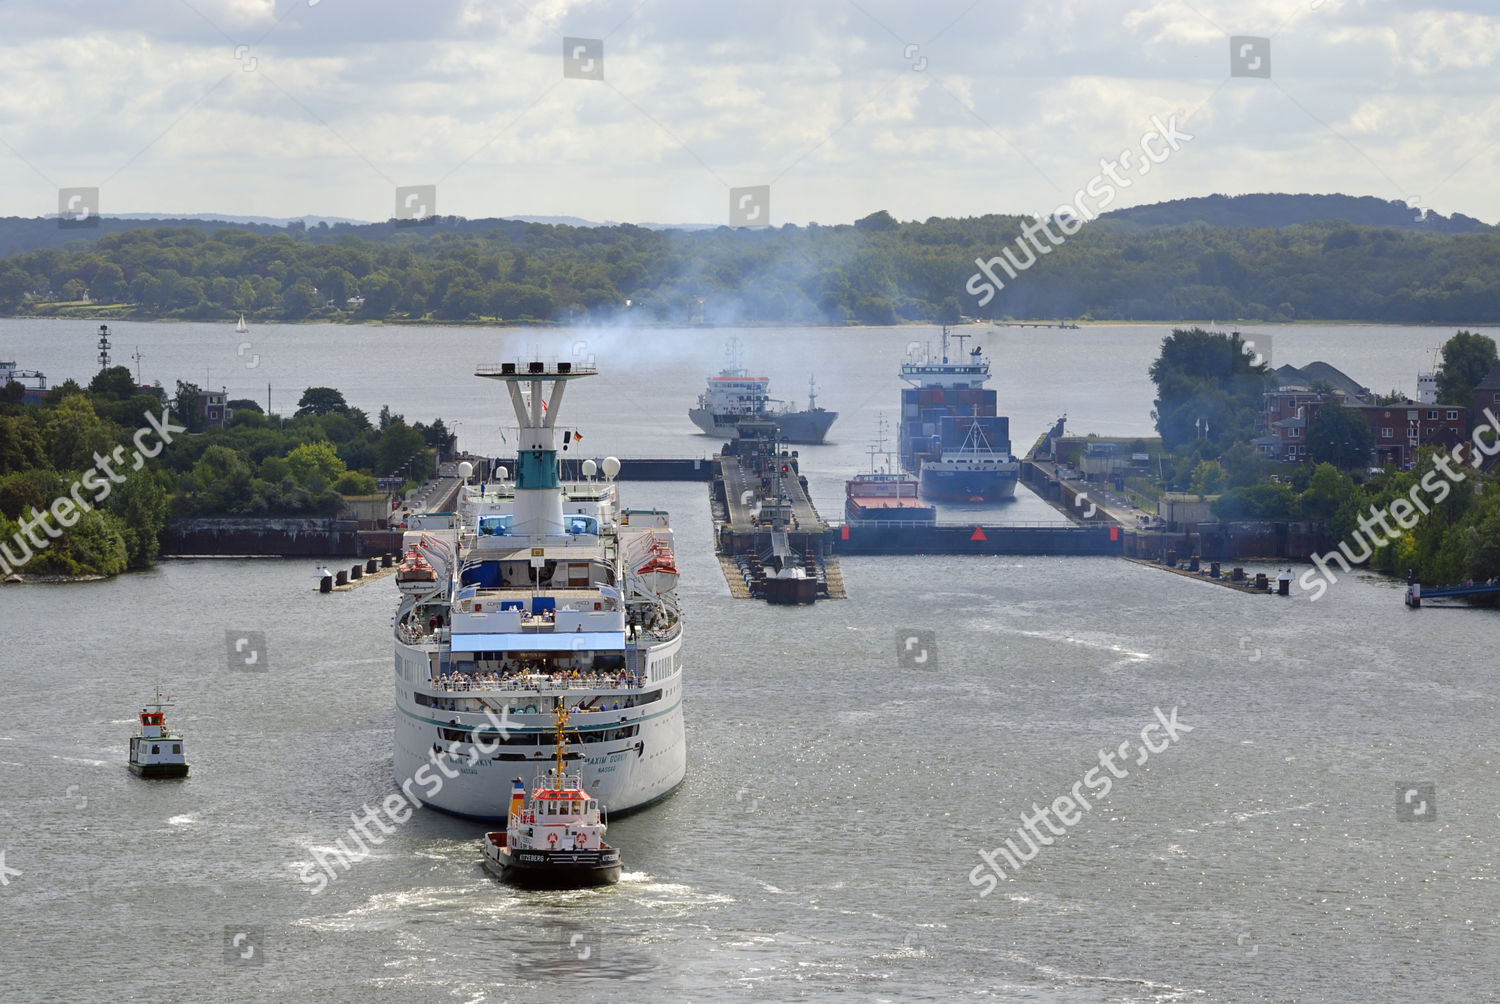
xmin=474 ymin=359 xmax=597 ymax=536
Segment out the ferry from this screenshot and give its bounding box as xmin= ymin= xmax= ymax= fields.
xmin=128 ymin=686 xmax=189 ymax=778
xmin=845 ymin=416 xmax=937 ymax=524
xmin=392 ymin=359 xmax=686 ymax=819
xmin=898 ymin=328 xmax=1019 ymax=502
xmin=689 ymin=338 xmax=837 ymax=444
xmin=481 ymin=706 xmax=622 ymax=888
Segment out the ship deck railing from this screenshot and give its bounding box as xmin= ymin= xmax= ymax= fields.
xmin=835 ymin=518 xmax=1083 ymax=530
xmin=430 ymin=671 xmax=645 ymax=693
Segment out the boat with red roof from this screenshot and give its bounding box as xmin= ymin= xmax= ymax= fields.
xmin=481 ymin=706 xmax=622 ymax=889
xmin=845 ymin=416 xmax=937 ymax=524
xmin=127 ymin=686 xmax=189 ymax=779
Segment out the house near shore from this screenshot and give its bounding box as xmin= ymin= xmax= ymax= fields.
xmin=1256 ymin=361 xmax=1467 ymax=467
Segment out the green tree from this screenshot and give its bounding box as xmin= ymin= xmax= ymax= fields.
xmin=89 ymin=366 xmax=138 ymax=399
xmin=295 ymin=387 xmax=350 ymax=417
xmin=91 ymin=263 xmax=126 ymax=302
xmin=357 ymin=273 xmax=401 ymax=317
xmin=0 ymin=266 xmax=31 ymax=309
xmin=104 ymin=470 xmax=169 ymax=569
xmin=1305 ymin=402 xmax=1375 ymax=470
xmin=40 ymin=394 xmax=114 ymax=471
xmin=1436 ymin=330 xmax=1497 ymax=406
xmin=375 ymin=419 xmax=430 ymax=478
xmin=285 ymin=441 xmax=346 ymax=488
xmin=280 ymin=277 xmax=317 ymax=319
xmin=1148 ymin=328 xmax=1269 ymax=451
xmin=187 ymin=445 xmax=253 ymax=511
xmin=1211 ymin=482 xmax=1298 ymax=519
xmin=1189 ymin=459 xmax=1227 ymax=497
xmin=0 ymin=414 xmax=47 ymax=472
xmin=174 ymin=381 xmax=205 ymax=434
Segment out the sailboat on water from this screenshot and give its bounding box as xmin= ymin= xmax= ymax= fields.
xmin=235 ymin=314 xmax=249 ymax=334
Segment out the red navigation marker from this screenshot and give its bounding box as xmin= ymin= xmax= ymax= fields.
xmin=841 ymin=524 xmax=849 ymax=540
xmin=1109 ymin=525 xmax=1119 ymax=541
xmin=970 ymin=525 xmax=987 ymax=541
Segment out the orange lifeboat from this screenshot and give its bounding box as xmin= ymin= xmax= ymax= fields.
xmin=396 ymin=549 xmax=438 ymax=592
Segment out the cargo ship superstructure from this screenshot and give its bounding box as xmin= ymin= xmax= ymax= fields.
xmin=898 ymin=329 xmax=1018 ymax=502
xmin=845 ymin=416 xmax=936 ymax=523
xmin=392 ymin=360 xmax=686 ymax=819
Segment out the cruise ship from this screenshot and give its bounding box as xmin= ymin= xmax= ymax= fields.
xmin=688 ymin=339 xmax=837 ymax=444
xmin=392 ymin=360 xmax=686 ymax=819
xmin=898 ymin=328 xmax=1019 ymax=502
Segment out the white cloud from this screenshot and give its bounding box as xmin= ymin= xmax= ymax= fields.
xmin=0 ymin=0 xmax=1494 ymax=223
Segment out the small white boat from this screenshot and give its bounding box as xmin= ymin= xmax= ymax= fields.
xmin=128 ymin=686 xmax=189 ymax=779
xmin=482 ymin=706 xmax=621 ymax=889
xmin=235 ymin=314 xmax=249 ymax=334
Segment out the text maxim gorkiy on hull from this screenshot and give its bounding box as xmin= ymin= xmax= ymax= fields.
xmin=392 ymin=359 xmax=687 ymax=819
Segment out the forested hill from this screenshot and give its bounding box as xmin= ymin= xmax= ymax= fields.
xmin=1101 ymin=193 xmax=1494 ymax=234
xmin=0 ymin=194 xmax=1497 ymax=325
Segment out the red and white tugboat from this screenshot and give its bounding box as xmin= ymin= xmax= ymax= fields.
xmin=482 ymin=706 xmax=621 ymax=889
xmin=128 ymin=686 xmax=189 ymax=779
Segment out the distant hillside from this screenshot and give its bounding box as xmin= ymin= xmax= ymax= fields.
xmin=2 ymin=197 xmax=1499 ymax=325
xmin=1101 ymin=193 xmax=1493 ymax=234
xmin=0 ymin=212 xmax=715 ymax=258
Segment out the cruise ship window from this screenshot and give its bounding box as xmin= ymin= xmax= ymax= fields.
xmin=151 ymin=745 xmax=160 ymax=754
xmin=173 ymin=744 xmax=181 ymax=753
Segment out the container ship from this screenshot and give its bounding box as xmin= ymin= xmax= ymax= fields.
xmin=392 ymin=359 xmax=686 ymax=819
xmin=897 ymin=328 xmax=1019 ymax=502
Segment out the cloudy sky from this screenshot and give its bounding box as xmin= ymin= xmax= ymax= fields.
xmin=0 ymin=0 xmax=1496 ymax=226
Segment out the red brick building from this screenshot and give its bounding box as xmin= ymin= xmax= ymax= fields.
xmin=1256 ymin=363 xmax=1468 ymax=467
xmin=1259 ymin=398 xmax=1467 ymax=467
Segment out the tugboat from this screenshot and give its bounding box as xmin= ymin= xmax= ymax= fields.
xmin=128 ymin=686 xmax=189 ymax=778
xmin=481 ymin=706 xmax=622 ymax=889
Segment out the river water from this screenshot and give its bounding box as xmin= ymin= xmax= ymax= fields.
xmin=1 ymin=320 xmax=1497 ymax=1002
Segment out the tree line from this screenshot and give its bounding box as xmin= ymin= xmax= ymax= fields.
xmin=0 ymin=373 xmax=443 ymax=577
xmin=2 ymin=207 xmax=1499 ymax=325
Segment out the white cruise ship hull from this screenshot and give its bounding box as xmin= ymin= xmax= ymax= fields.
xmin=392 ymin=636 xmax=686 ymax=819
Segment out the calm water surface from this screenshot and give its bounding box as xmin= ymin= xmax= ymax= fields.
xmin=1 ymin=321 xmax=1497 ymax=1001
